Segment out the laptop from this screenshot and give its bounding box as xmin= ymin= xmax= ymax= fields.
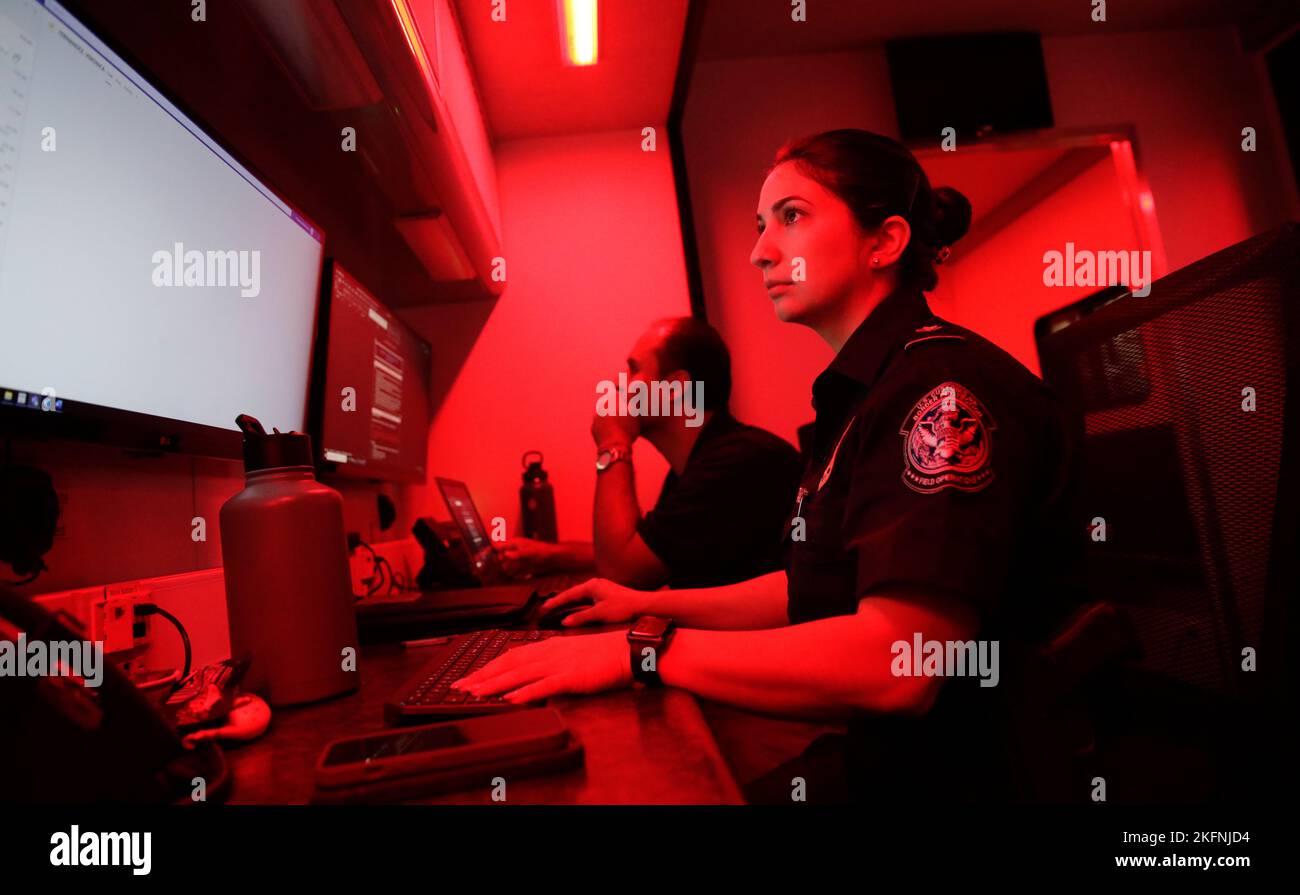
xmin=435 ymin=477 xmax=511 ymax=584
xmin=355 ymin=478 xmax=535 ymax=635
xmin=436 ymin=476 xmax=593 ymax=594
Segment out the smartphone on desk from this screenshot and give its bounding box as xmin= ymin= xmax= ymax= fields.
xmin=313 ymin=708 xmax=582 ymax=801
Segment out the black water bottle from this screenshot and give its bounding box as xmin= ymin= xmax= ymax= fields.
xmin=520 ymin=451 xmax=557 ymax=542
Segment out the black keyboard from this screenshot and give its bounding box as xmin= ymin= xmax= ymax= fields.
xmin=384 ymin=628 xmax=559 ymax=723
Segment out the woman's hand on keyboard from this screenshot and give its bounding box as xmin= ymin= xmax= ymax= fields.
xmin=538 ymin=578 xmax=645 ymax=626
xmin=453 ymin=630 xmax=631 ymax=703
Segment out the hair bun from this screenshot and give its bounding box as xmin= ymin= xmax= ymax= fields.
xmin=931 ymin=186 xmax=972 ymax=247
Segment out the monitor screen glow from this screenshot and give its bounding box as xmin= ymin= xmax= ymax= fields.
xmin=0 ymin=0 xmax=325 ymax=445
xmin=317 ymin=262 xmax=431 ymax=483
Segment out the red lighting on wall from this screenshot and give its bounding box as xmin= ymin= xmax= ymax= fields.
xmin=1109 ymin=138 xmax=1169 ymax=279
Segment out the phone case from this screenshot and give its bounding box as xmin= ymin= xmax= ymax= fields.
xmin=309 ymin=731 xmax=584 ymax=803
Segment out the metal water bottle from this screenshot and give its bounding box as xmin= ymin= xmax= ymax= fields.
xmin=219 ymin=415 xmax=358 ymax=707
xmin=520 ymin=451 xmax=558 ymax=542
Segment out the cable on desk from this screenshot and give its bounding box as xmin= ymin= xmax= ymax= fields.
xmin=135 ymin=602 xmax=192 ymax=688
xmin=348 ymin=536 xmax=418 ymax=597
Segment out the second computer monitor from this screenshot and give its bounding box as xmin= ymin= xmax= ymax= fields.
xmin=315 ymin=261 xmax=431 ymax=483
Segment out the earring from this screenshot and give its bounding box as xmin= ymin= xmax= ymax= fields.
xmin=871 ymin=256 xmax=880 ymax=265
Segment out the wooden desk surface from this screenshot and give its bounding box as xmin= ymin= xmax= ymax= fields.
xmin=224 ymin=634 xmax=745 ymax=805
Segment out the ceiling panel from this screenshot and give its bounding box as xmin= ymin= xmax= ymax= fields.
xmin=698 ymin=0 xmax=1268 ymax=60
xmin=453 ymin=0 xmax=690 ymax=139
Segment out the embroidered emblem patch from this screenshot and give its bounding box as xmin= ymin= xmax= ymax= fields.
xmin=900 ymin=382 xmax=995 ymax=494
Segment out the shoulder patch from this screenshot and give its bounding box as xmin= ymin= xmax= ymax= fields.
xmin=904 ymin=333 xmax=966 ymax=351
xmin=904 ymin=319 xmax=968 ymax=351
xmin=899 ymin=382 xmax=996 ymax=494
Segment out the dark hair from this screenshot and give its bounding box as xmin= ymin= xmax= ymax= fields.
xmin=653 ymin=317 xmax=732 ymax=412
xmin=772 ymin=129 xmax=972 ymax=292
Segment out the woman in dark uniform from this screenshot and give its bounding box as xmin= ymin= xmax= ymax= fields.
xmin=456 ymin=130 xmax=1079 ymax=802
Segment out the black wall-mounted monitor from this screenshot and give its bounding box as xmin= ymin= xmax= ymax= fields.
xmin=312 ymin=260 xmax=432 ymax=484
xmin=886 ymin=32 xmax=1054 ymax=143
xmin=0 ymin=0 xmax=325 ymax=458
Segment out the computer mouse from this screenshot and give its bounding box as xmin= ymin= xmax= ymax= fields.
xmin=536 ymin=596 xmax=595 ymax=629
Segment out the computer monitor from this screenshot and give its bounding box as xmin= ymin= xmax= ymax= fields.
xmin=314 ymin=261 xmax=431 ymax=483
xmin=886 ymin=33 xmax=1053 ymax=141
xmin=0 ymin=0 xmax=326 ymax=457
xmin=1035 ymin=224 xmax=1297 ymax=708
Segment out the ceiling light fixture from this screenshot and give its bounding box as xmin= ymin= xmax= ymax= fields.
xmin=559 ymin=0 xmax=598 ymax=66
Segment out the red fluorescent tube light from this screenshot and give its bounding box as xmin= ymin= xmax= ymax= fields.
xmin=559 ymin=0 xmax=598 ymax=66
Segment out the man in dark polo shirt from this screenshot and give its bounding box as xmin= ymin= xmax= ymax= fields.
xmin=497 ymin=317 xmax=802 ymax=589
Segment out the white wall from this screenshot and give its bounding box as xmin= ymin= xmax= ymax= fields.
xmin=415 ymin=129 xmax=693 ymax=541
xmin=1043 ymin=26 xmax=1297 ymax=271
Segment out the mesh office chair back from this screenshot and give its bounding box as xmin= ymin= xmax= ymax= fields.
xmin=1035 ymin=224 xmax=1297 ymax=711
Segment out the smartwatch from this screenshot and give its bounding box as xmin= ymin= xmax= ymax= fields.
xmin=595 ymin=443 xmax=630 ymax=473
xmin=627 ymin=616 xmax=676 ymax=686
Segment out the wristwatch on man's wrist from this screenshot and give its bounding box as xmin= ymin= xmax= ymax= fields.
xmin=595 ymin=443 xmax=630 ymax=472
xmin=627 ymin=616 xmax=676 ymax=686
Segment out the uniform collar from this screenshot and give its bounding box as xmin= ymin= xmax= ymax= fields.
xmin=807 ymin=285 xmax=932 ymax=451
xmin=824 ymin=284 xmax=933 ymax=391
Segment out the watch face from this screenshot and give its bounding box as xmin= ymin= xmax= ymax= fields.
xmin=631 ymin=617 xmax=671 ymax=638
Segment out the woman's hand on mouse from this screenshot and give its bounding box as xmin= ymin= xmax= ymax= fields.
xmin=453 ymin=630 xmax=630 ymax=703
xmin=541 ymin=578 xmax=646 ymax=626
